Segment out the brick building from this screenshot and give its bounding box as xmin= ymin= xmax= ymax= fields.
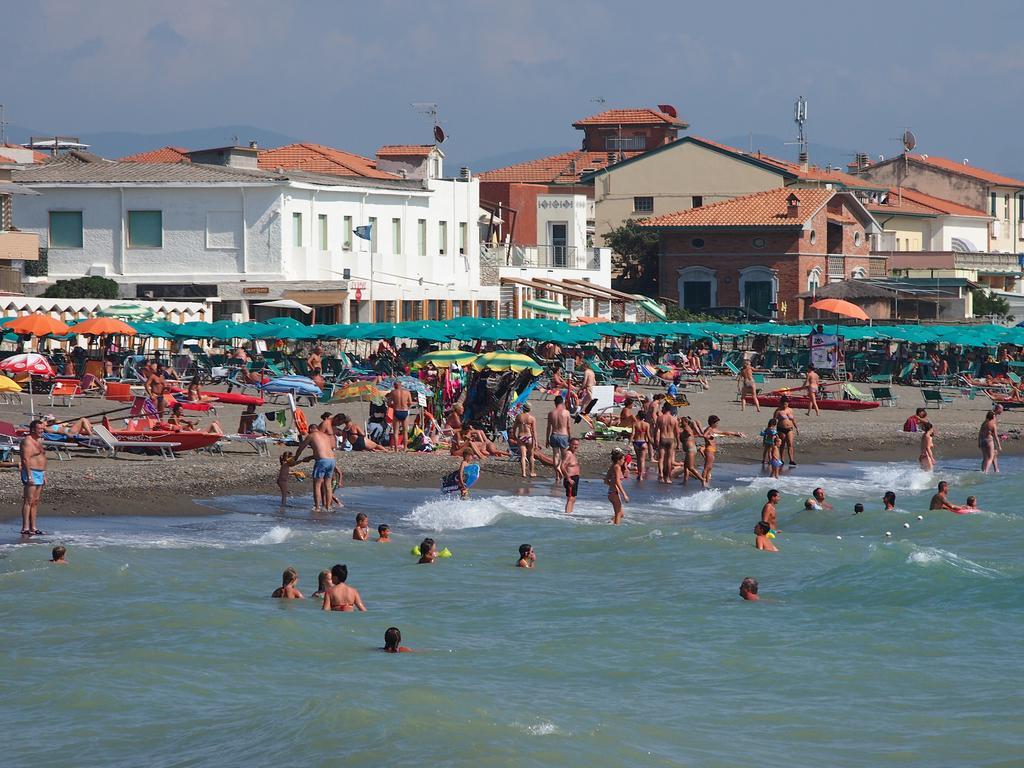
xmin=640 ymin=187 xmax=886 ymax=320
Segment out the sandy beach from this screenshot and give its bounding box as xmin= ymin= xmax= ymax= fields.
xmin=0 ymin=376 xmax=1016 ymax=520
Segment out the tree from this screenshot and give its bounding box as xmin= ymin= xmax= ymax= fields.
xmin=603 ymin=219 xmax=660 ymax=295
xmin=972 ymin=288 xmax=1014 ymax=321
xmin=41 ymin=276 xmax=120 ymax=299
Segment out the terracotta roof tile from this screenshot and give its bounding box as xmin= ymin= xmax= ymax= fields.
xmin=376 ymin=144 xmax=436 ymax=157
xmin=867 ymin=187 xmax=990 ymax=218
xmin=257 ymin=143 xmax=397 ymax=179
xmin=639 ymin=187 xmax=834 ymax=228
xmin=908 ymin=154 xmax=1024 ymax=187
xmin=749 ymin=153 xmax=881 ymax=189
xmin=572 ymin=108 xmax=687 ymax=128
xmin=478 ymin=149 xmax=643 ymax=183
xmin=0 ymin=143 xmax=49 ymax=163
xmin=120 ymin=146 xmax=191 ymax=163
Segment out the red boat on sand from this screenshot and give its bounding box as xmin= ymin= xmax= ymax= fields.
xmin=745 ymin=394 xmax=880 ymax=411
xmin=110 ymin=429 xmax=223 ymax=452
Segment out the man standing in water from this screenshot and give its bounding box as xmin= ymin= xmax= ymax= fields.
xmin=386 ymin=380 xmax=413 ymax=452
xmin=654 ymin=402 xmax=680 ymax=484
xmin=560 ymin=437 xmax=581 ymax=515
xmin=739 ymin=577 xmax=760 ymax=601
xmin=929 ymin=481 xmax=959 ymax=512
xmin=293 ymin=425 xmax=337 ymax=512
xmin=760 ymin=489 xmax=780 ymax=532
xmin=19 ymin=420 xmax=46 ymax=536
xmin=546 ymin=395 xmax=571 ymax=480
xmin=803 ymin=364 xmax=821 ymax=416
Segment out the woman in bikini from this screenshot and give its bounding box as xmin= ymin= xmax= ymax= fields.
xmin=675 ymin=416 xmax=707 ymax=487
xmin=630 ymin=415 xmax=651 ymax=479
xmin=701 ymin=415 xmax=746 ymax=487
xmin=919 ymin=421 xmax=935 ymax=471
xmin=604 ymin=448 xmax=630 ymax=525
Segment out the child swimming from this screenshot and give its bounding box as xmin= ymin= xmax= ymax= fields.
xmin=516 ymin=544 xmax=536 ymax=568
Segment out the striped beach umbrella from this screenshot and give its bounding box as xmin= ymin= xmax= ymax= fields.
xmin=410 ymin=349 xmax=478 ymax=370
xmin=0 ymin=353 xmax=55 ymax=376
xmin=472 ymin=351 xmax=543 ymax=375
xmin=98 ymin=303 xmax=156 ymax=320
xmin=332 ymin=381 xmax=387 ymax=402
xmin=522 ymin=298 xmax=570 ymax=318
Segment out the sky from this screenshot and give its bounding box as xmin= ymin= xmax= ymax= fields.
xmin=3 ymin=0 xmax=1024 ymax=172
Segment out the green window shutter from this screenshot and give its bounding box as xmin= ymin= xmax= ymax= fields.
xmin=418 ymin=219 xmax=427 ymax=256
xmin=49 ymin=211 xmax=83 ymax=248
xmin=127 ymin=211 xmax=162 ymax=248
xmin=991 ymin=193 xmax=997 ymax=216
xmin=368 ymin=217 xmax=377 ymax=252
xmin=392 ymin=218 xmax=402 ymax=254
xmin=343 ymin=216 xmax=353 ymax=249
xmin=292 ymin=212 xmax=302 ymax=247
xmin=318 ymin=214 xmax=328 ymax=251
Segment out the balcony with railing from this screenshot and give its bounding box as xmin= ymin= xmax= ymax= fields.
xmin=886 ymin=251 xmax=1022 ymax=276
xmin=485 ymin=244 xmax=602 ymax=271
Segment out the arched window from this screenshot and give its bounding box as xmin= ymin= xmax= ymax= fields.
xmin=807 ymin=266 xmax=822 ymax=293
xmin=677 ymin=266 xmax=717 ymax=311
xmin=738 ymin=266 xmax=778 ymax=317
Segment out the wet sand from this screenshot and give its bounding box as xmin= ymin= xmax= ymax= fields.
xmin=0 ymin=377 xmax=1016 ymax=520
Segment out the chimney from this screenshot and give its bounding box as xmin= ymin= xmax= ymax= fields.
xmin=798 ymin=151 xmax=809 ymax=173
xmin=459 ymin=166 xmax=471 ymax=181
xmin=248 ymin=140 xmax=258 ymax=150
xmin=786 ymin=192 xmax=801 ymax=218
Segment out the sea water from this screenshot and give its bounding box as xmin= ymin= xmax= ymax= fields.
xmin=2 ymin=458 xmax=1022 ymax=767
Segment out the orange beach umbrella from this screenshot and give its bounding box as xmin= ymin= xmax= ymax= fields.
xmin=2 ymin=313 xmax=72 ymax=337
xmin=72 ymin=317 xmax=138 ymax=336
xmin=809 ymin=298 xmax=869 ymax=321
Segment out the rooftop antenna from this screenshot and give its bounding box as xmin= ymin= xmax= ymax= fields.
xmin=590 ymin=96 xmax=606 ymax=105
xmin=0 ymin=104 xmax=6 ymax=145
xmin=793 ymin=96 xmax=808 ymax=169
xmin=411 ymin=102 xmax=445 ymax=144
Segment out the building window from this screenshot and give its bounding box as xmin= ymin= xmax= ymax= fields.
xmin=343 ymin=215 xmax=353 ymax=250
xmin=633 ymin=196 xmax=654 ymax=214
xmin=691 ymin=196 xmax=703 ymax=208
xmin=807 ymin=267 xmax=822 ymax=293
xmin=427 ymin=299 xmax=448 ymax=320
xmin=418 ymin=218 xmax=427 ymax=257
xmin=48 ymin=211 xmax=83 ymax=248
xmin=690 ymin=237 xmax=705 ymax=249
xmin=677 ymin=266 xmax=717 ymax=310
xmin=127 ymin=210 xmax=162 ymax=249
xmin=392 ymin=218 xmax=402 ymax=255
xmin=991 ymin=192 xmax=997 ymax=216
xmin=476 ymin=300 xmax=496 ymax=318
xmin=291 ymin=212 xmax=303 ymax=247
xmin=368 ymin=216 xmax=378 ymax=252
xmin=809 ymin=231 xmax=817 ymax=245
xmin=606 ymin=136 xmax=646 ymax=151
xmin=1005 ymin=194 xmax=1011 ymax=221
xmin=401 ymin=300 xmax=423 ymax=321
xmin=452 ymin=300 xmax=471 ymax=318
xmin=318 ymin=214 xmax=328 ymax=251
xmin=739 ymin=266 xmax=777 ymax=316
xmin=439 ymin=221 xmax=448 ymax=255
xmin=854 ymin=231 xmax=862 ymax=247
xmin=459 ymin=222 xmax=467 ymax=254
xmin=752 ymin=237 xmax=766 ymax=249
xmin=374 ymin=300 xmax=396 ymax=322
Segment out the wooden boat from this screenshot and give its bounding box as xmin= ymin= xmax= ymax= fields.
xmin=745 ymin=394 xmax=880 ymax=411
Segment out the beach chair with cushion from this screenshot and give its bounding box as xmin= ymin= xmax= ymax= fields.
xmin=0 ymin=421 xmax=73 ymax=461
xmin=922 ymin=389 xmax=954 ymax=409
xmin=843 ymin=383 xmax=873 ymax=402
xmin=91 ymin=424 xmax=178 ymax=460
xmin=49 ymin=381 xmax=81 ymax=407
xmin=105 ymin=382 xmax=137 ymax=403
xmin=871 ymin=386 xmax=899 ymax=407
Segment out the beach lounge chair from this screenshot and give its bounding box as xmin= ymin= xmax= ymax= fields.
xmin=49 ymin=381 xmax=81 ymax=407
xmin=105 ymin=382 xmax=137 ymax=403
xmin=870 ymin=386 xmax=899 ymax=407
xmin=0 ymin=421 xmax=73 ymax=461
xmin=921 ymin=389 xmax=954 ymax=409
xmin=92 ymin=424 xmax=178 ymax=460
xmin=221 ymin=433 xmax=276 ymax=456
xmin=843 ymin=383 xmax=874 ymax=402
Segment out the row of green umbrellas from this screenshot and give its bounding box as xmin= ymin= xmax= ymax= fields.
xmin=113 ymin=314 xmax=1024 ymax=349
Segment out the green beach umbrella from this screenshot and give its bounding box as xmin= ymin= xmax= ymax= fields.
xmin=522 ymin=298 xmax=570 ymax=318
xmin=98 ymin=303 xmax=156 ymax=320
xmin=472 ymin=351 xmax=543 ymax=375
xmin=410 ymin=349 xmax=479 ymax=370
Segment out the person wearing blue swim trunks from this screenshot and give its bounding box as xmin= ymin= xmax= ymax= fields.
xmin=293 ymin=425 xmax=337 ymax=512
xmin=19 ymin=420 xmax=47 ymax=536
xmin=546 ymin=395 xmax=571 ymax=481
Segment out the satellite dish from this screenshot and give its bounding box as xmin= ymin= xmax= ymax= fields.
xmin=433 ymin=125 xmax=446 ymax=144
xmin=902 ymin=130 xmax=917 ymax=153
xmin=657 ymin=104 xmax=678 ymax=118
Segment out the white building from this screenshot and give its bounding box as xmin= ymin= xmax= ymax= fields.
xmin=12 ymin=146 xmax=498 ymax=324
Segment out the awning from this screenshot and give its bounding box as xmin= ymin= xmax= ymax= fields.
xmin=281 ymin=291 xmax=348 ymax=307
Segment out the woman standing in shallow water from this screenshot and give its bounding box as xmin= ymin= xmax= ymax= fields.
xmin=605 ymin=448 xmax=630 ymax=525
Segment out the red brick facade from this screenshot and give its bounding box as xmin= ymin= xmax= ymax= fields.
xmin=657 ymin=197 xmax=875 ymax=320
xmin=481 ymin=181 xmax=592 ymax=247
